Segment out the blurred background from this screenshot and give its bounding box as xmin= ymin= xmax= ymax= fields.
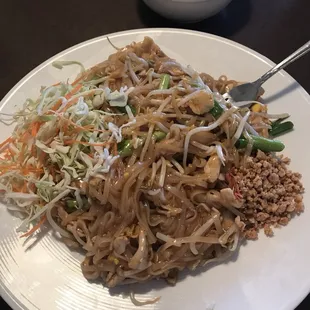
xmin=1 ymin=0 xmax=309 ymax=100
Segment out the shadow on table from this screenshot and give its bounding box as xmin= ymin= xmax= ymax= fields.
xmin=137 ymin=0 xmax=252 ymax=37
xmin=263 ymin=82 xmax=300 ymax=104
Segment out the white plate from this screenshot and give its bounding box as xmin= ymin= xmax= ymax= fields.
xmin=1 ymin=28 xmax=310 ymax=310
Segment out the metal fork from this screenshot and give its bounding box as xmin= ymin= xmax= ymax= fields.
xmin=223 ymin=40 xmax=310 ymax=107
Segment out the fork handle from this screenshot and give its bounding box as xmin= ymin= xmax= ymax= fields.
xmin=255 ymin=40 xmax=310 ymax=87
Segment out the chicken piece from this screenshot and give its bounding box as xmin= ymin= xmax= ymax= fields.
xmin=188 ymin=90 xmax=214 ymax=115
xmin=205 ymin=190 xmax=222 ymax=207
xmin=204 ymin=155 xmax=221 ymax=183
xmin=220 ymin=188 xmax=243 ymax=209
xmin=191 ymin=131 xmax=216 ymax=145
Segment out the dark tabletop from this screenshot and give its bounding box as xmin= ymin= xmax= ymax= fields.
xmin=0 ymin=0 xmax=309 ymax=309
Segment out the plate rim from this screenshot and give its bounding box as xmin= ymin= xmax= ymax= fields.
xmin=1 ymin=27 xmax=309 ymax=310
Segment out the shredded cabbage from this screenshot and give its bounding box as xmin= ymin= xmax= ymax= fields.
xmin=105 ymin=87 xmax=128 ymax=107
xmin=0 ymin=70 xmax=128 ymax=232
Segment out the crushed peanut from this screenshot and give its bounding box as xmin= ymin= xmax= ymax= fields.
xmin=233 ymin=150 xmax=304 ymax=239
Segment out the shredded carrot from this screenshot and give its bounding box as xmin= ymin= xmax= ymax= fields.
xmin=61 ymin=120 xmax=69 ymax=133
xmin=31 ymin=122 xmax=41 ymax=137
xmin=62 ymin=97 xmax=79 ymax=112
xmin=0 ymin=165 xmax=41 ymax=171
xmin=4 ymin=153 xmax=11 ymax=159
xmin=20 ymin=215 xmax=46 ymax=238
xmin=2 ymin=148 xmax=15 ymax=159
xmin=71 ymin=63 xmax=99 ymax=86
xmin=71 ymin=75 xmax=84 ymax=86
xmin=19 ymin=143 xmax=26 ymax=163
xmin=0 ymin=164 xmax=17 ymax=169
xmin=0 ymin=136 xmax=13 ymax=149
xmin=64 ymin=139 xmax=107 ymax=147
xmin=65 ymin=84 xmax=83 ymax=100
xmin=49 ymin=84 xmax=83 ymax=113
xmin=226 ymin=172 xmax=233 ymax=189
xmin=71 ymin=71 xmax=91 ymax=86
xmin=0 ymin=165 xmax=43 ymax=177
xmin=50 ymin=112 xmax=106 ymax=133
xmin=29 ymin=183 xmax=36 ymax=192
xmin=19 ymin=131 xmax=30 ymax=143
xmin=31 ymin=144 xmax=36 ymax=157
xmin=226 ymin=171 xmax=242 ymax=200
xmin=21 ymin=181 xmax=28 ymax=193
xmin=38 ymin=151 xmax=47 ymax=166
xmin=50 ymin=98 xmax=63 ymax=112
xmin=8 ymin=147 xmax=16 ymax=157
xmin=50 ymin=166 xmax=56 ymax=181
xmin=12 ymin=184 xmax=20 ymax=192
xmin=21 ymin=167 xmax=43 ymax=175
xmin=67 ymin=119 xmax=103 ymax=133
xmin=113 ymin=142 xmax=117 ymax=156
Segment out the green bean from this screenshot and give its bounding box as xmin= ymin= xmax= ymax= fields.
xmin=208 ymin=98 xmax=287 ymax=152
xmin=269 ymin=121 xmax=294 ymax=137
xmin=209 ymin=100 xmax=224 ymax=119
xmin=236 ymin=135 xmax=285 ymax=152
xmin=159 ymin=74 xmax=170 ymax=90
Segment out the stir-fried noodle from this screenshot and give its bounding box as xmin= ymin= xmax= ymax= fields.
xmin=0 ymin=37 xmax=303 ymax=288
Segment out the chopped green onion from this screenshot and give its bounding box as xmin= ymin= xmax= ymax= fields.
xmin=190 ymin=82 xmax=200 ymax=88
xmin=271 ymin=116 xmax=290 ymax=128
xmin=209 ymin=100 xmax=224 ymax=119
xmin=66 ymin=199 xmax=78 ymax=210
xmin=269 ymin=121 xmax=294 ymax=137
xmin=159 ymin=74 xmax=170 ymax=90
xmin=152 ymin=131 xmax=167 ymax=142
xmin=117 ymin=139 xmax=133 ymax=157
xmin=118 ymin=131 xmax=166 ymax=158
